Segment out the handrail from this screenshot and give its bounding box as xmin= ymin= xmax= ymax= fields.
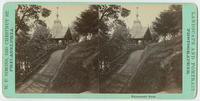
xmin=15 ymin=45 xmax=65 ymax=88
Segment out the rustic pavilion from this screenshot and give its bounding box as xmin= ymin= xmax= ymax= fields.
xmin=129 ymin=7 xmax=152 ymax=44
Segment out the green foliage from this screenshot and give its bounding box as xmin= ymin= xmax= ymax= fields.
xmin=129 ymin=36 xmax=182 ymax=93
xmin=15 ymin=5 xmax=51 ymax=59
xmin=15 ymin=5 xmax=51 ymax=34
xmin=153 ymin=11 xmax=174 ymax=38
xmin=101 ymin=24 xmax=130 ymax=62
xmin=121 ymin=8 xmax=130 ymax=17
xmin=26 ymin=25 xmax=51 ymax=60
xmin=168 ymin=5 xmax=182 ymax=34
xmin=41 ymin=8 xmax=51 ymax=17
xmin=74 ymin=6 xmax=98 ymax=36
xmin=112 ymin=25 xmax=130 ymax=45
xmin=15 ymin=5 xmax=51 ymax=86
xmin=15 ymin=31 xmax=30 ymax=54
xmin=73 ymin=5 xmax=130 ymax=36
xmin=99 ymin=24 xmax=131 ymax=81
xmin=15 ymin=5 xmax=51 ymax=60
xmin=152 ymin=5 xmax=182 ymax=40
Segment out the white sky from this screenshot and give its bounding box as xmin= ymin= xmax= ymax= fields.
xmin=41 ymin=5 xmax=169 ymax=29
xmin=41 ymin=5 xmax=89 ymax=29
xmin=122 ymin=5 xmax=169 ymax=28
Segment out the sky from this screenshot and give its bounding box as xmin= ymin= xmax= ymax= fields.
xmin=41 ymin=5 xmax=89 ymax=29
xmin=122 ymin=5 xmax=169 ymax=28
xmin=41 ymin=5 xmax=170 ymax=29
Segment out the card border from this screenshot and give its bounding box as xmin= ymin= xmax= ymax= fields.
xmin=2 ymin=2 xmax=198 ymax=98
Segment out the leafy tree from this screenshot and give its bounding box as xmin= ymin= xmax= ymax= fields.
xmin=98 ymin=5 xmax=130 ymax=34
xmin=15 ymin=5 xmax=51 ymax=34
xmin=168 ymin=5 xmax=182 ymax=36
xmin=73 ymin=6 xmax=98 ymax=36
xmin=15 ymin=5 xmax=51 ymax=86
xmin=153 ymin=11 xmax=174 ymax=41
xmin=112 ymin=24 xmax=130 ymax=44
xmin=15 ymin=5 xmax=51 ymax=60
xmin=152 ymin=5 xmax=182 ymax=41
xmin=15 ymin=5 xmax=51 ymax=62
xmin=72 ymin=5 xmax=131 ymax=77
xmin=149 ymin=27 xmax=160 ymax=42
xmin=15 ymin=31 xmax=31 ymax=74
xmin=26 ymin=24 xmax=51 ymax=60
xmin=73 ymin=5 xmax=130 ymax=37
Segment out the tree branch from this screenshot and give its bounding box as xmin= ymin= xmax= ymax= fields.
xmin=15 ymin=8 xmax=30 ymax=34
xmin=99 ymin=7 xmax=110 ymax=22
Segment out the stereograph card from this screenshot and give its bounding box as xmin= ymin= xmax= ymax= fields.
xmin=1 ymin=1 xmax=198 ymax=99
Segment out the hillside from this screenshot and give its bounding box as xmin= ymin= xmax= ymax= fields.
xmin=47 ymin=34 xmax=141 ymax=93
xmin=47 ymin=35 xmax=182 ymax=93
xmin=127 ymin=36 xmax=182 ymax=93
xmin=48 ymin=39 xmax=100 ymax=93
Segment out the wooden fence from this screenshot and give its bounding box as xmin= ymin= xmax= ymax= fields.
xmin=15 ymin=45 xmax=65 ymax=88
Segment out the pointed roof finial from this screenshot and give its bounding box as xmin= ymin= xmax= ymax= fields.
xmin=56 ymin=7 xmax=59 ymax=19
xmin=136 ymin=7 xmax=139 ymax=18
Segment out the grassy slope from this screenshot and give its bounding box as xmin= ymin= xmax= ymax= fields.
xmin=128 ymin=36 xmax=182 ymax=93
xmin=49 ymin=39 xmax=100 ymax=93
xmin=48 ymin=36 xmax=143 ymax=93
xmin=48 ymin=35 xmax=182 ymax=93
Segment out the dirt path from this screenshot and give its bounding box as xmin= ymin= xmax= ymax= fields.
xmin=16 ymin=50 xmax=64 ymax=93
xmin=102 ymin=50 xmax=144 ymax=93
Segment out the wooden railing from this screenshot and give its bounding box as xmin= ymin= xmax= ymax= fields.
xmin=15 ymin=45 xmax=65 ymax=88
